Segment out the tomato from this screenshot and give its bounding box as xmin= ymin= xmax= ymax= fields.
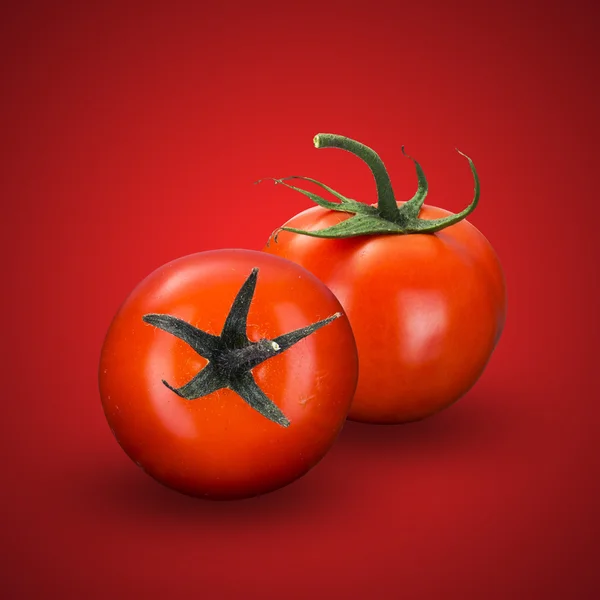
xmin=263 ymin=134 xmax=506 ymax=424
xmin=99 ymin=249 xmax=358 ymax=499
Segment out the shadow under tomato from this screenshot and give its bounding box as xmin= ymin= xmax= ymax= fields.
xmin=80 ymin=385 xmax=514 ymax=522
xmin=78 ymin=450 xmax=351 ymax=523
xmin=335 ymin=385 xmax=515 ymax=454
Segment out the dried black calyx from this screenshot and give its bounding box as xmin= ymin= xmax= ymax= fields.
xmin=142 ymin=268 xmax=341 ymax=428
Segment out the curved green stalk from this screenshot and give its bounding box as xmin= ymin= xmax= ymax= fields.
xmin=314 ymin=134 xmax=400 ymax=222
xmin=261 ymin=134 xmax=480 ymax=239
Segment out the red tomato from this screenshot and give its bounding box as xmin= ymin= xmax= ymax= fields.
xmin=99 ymin=249 xmax=358 ymax=499
xmin=263 ymin=134 xmax=506 ymax=424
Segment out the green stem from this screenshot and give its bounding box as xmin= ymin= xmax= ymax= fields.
xmin=314 ymin=134 xmax=400 ymax=223
xmin=265 ymin=134 xmax=480 ymax=239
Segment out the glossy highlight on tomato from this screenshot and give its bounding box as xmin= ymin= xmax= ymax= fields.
xmin=99 ymin=249 xmax=358 ymax=499
xmin=263 ymin=134 xmax=506 ymax=424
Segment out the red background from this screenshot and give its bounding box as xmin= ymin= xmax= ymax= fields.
xmin=2 ymin=1 xmax=599 ymax=598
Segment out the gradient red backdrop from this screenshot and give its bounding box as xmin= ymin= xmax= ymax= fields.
xmin=2 ymin=1 xmax=599 ymax=598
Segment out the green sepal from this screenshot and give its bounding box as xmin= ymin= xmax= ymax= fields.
xmin=282 ymin=213 xmax=406 ymax=238
xmin=257 ymin=176 xmax=376 ymax=216
xmin=396 ymin=146 xmax=428 ymax=221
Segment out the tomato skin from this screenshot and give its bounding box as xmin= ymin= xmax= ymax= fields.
xmin=99 ymin=249 xmax=358 ymax=499
xmin=264 ymin=204 xmax=506 ymax=423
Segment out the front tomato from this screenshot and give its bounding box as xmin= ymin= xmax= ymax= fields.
xmin=99 ymin=249 xmax=358 ymax=499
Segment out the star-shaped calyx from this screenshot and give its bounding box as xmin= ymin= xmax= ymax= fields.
xmin=142 ymin=268 xmax=341 ymax=428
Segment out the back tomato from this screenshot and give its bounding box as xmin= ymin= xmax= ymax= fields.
xmin=99 ymin=249 xmax=358 ymax=499
xmin=265 ymin=204 xmax=506 ymax=423
xmin=263 ymin=133 xmax=506 ymax=424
